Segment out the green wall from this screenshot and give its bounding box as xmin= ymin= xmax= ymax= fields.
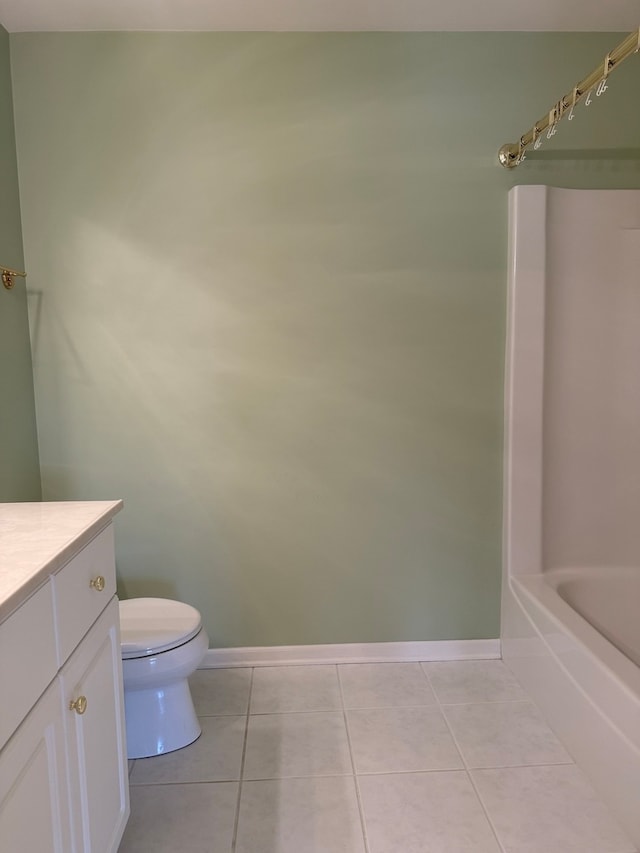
xmin=10 ymin=33 xmax=640 ymax=646
xmin=0 ymin=26 xmax=40 ymax=502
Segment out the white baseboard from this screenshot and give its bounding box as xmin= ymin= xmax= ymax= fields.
xmin=199 ymin=639 xmax=501 ymax=669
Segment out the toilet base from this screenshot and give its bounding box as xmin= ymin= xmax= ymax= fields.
xmin=124 ymin=678 xmax=201 ymax=759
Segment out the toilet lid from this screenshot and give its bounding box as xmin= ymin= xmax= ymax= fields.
xmin=119 ymin=597 xmax=202 ymax=658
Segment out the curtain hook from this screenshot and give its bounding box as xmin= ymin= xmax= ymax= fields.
xmin=568 ymin=86 xmax=578 ymax=120
xmin=517 ymin=136 xmax=527 ymax=163
xmin=550 ymin=102 xmax=562 ymax=136
xmin=585 ymin=89 xmax=593 ymax=106
xmin=533 ymin=124 xmax=543 ymax=150
xmin=597 ymin=52 xmax=612 ymax=96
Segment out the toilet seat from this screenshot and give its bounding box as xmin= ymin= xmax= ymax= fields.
xmin=119 ymin=597 xmax=202 ymax=659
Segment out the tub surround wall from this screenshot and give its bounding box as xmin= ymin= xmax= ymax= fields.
xmin=10 ymin=33 xmax=640 ymax=648
xmin=555 ymin=568 xmax=640 ymax=667
xmin=0 ymin=25 xmax=40 ymax=502
xmin=543 ymin=189 xmax=640 ymax=569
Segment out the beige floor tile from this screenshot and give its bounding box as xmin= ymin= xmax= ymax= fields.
xmin=347 ymin=706 xmax=463 ymax=774
xmin=235 ymin=776 xmax=365 ymax=853
xmin=359 ymin=770 xmax=501 ymax=853
xmin=472 ymin=764 xmax=636 ymax=853
xmin=190 ymin=668 xmax=252 ymax=716
xmin=422 ymin=660 xmax=527 ymax=704
xmin=129 ymin=715 xmax=246 ymax=784
xmin=243 ymin=711 xmax=352 ymax=780
xmin=119 ymin=664 xmax=637 ymax=853
xmin=118 ymin=782 xmax=238 ymax=853
xmin=443 ymin=700 xmax=572 ymax=768
xmin=250 ymin=665 xmax=341 ymax=713
xmin=339 ymin=662 xmax=436 ymax=709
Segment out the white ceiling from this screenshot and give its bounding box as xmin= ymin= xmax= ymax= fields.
xmin=0 ymin=0 xmax=638 ymax=33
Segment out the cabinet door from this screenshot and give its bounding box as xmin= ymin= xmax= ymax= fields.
xmin=61 ymin=597 xmax=129 ymax=853
xmin=0 ymin=679 xmax=71 ymax=853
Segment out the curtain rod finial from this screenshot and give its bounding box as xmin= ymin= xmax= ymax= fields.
xmin=499 ymin=144 xmax=519 ymax=169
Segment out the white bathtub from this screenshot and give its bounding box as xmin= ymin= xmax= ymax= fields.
xmin=504 ymin=569 xmax=640 ymax=845
xmin=502 ymin=186 xmax=640 ymax=846
xmin=510 ymin=571 xmax=640 ymax=757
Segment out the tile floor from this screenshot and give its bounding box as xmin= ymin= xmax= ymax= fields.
xmin=118 ymin=660 xmax=637 ymax=853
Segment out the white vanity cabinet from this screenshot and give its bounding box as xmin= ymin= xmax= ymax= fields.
xmin=0 ymin=678 xmax=71 ymax=853
xmin=62 ymin=598 xmax=128 ymax=853
xmin=0 ymin=502 xmax=129 ymax=853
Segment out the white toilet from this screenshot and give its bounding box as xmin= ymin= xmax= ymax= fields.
xmin=119 ymin=597 xmax=209 ymax=759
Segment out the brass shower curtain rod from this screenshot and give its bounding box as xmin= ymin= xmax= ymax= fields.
xmin=499 ymin=27 xmax=640 ymax=168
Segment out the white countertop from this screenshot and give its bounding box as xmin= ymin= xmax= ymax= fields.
xmin=0 ymin=500 xmax=123 ymax=622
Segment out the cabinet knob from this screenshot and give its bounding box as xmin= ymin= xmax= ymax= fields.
xmin=90 ymin=575 xmax=106 ymax=592
xmin=69 ymin=695 xmax=88 ymax=715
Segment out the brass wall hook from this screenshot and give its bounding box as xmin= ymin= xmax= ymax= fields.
xmin=1 ymin=266 xmax=27 ymax=290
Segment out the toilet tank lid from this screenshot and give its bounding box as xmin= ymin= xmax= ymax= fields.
xmin=119 ymin=597 xmax=202 ymax=658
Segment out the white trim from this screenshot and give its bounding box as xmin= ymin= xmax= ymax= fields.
xmin=503 ymin=184 xmax=547 ymax=583
xmin=199 ymin=639 xmax=500 ymax=669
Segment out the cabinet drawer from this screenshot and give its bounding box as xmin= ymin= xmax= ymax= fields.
xmin=0 ymin=581 xmax=57 ymax=750
xmin=52 ymin=525 xmax=116 ymax=666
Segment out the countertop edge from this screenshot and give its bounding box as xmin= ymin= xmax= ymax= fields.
xmin=0 ymin=500 xmax=123 ymax=624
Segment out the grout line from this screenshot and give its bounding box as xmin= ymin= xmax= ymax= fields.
xmin=423 ymin=667 xmax=508 ymax=853
xmin=355 ymin=758 xmax=573 ymax=774
xmin=127 ymin=779 xmax=242 ymax=787
xmin=439 ymin=698 xmax=534 ymax=707
xmin=245 ymin=706 xmax=345 ymax=716
xmin=241 ymin=772 xmax=354 ymax=783
xmin=240 ymin=703 xmax=543 ymax=716
xmin=433 ymin=698 xmax=532 ymax=706
xmin=337 ymin=664 xmax=371 ymax=853
xmin=196 ymin=711 xmax=256 ymax=717
xmin=231 ymin=666 xmax=254 ymax=853
xmin=337 ymin=701 xmax=440 ymax=712
xmin=126 ymin=761 xmax=575 ymax=787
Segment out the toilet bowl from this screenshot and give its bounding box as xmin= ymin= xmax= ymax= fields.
xmin=119 ymin=597 xmax=209 ymax=759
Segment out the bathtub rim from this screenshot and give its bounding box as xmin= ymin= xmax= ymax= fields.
xmin=510 ymin=572 xmax=640 ymax=755
xmin=503 ymin=573 xmax=640 ymax=847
